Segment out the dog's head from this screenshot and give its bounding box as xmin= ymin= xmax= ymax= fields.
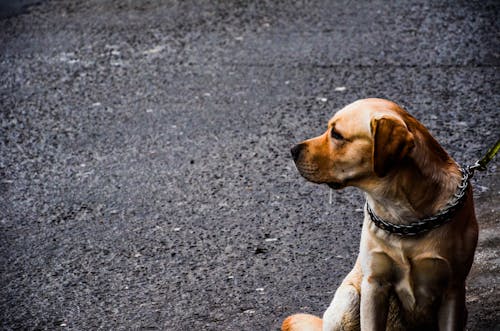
xmin=291 ymin=98 xmax=415 ymax=189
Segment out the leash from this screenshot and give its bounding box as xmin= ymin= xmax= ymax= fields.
xmin=467 ymin=138 xmax=500 ymax=175
xmin=368 ymin=139 xmax=500 ymax=236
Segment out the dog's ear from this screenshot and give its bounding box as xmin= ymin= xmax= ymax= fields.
xmin=370 ymin=116 xmax=415 ymax=177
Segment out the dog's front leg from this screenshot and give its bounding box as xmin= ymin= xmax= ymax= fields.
xmin=360 ymin=276 xmax=391 ymax=330
xmin=360 ymin=249 xmax=393 ymax=330
xmin=438 ymin=285 xmax=466 ymax=331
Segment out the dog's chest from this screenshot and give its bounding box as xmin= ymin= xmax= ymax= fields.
xmin=364 ymin=222 xmax=453 ymax=313
xmin=399 ymin=257 xmax=449 ymax=309
xmin=365 ymin=234 xmax=450 ymax=309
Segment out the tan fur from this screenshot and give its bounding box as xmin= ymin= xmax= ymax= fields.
xmin=285 ymin=98 xmax=478 ymax=331
xmin=282 ymin=314 xmax=323 ymax=331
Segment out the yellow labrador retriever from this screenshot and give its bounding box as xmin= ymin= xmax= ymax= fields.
xmin=284 ymin=98 xmax=478 ymax=331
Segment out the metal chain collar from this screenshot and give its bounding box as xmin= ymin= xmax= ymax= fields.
xmin=367 ymin=139 xmax=499 ymax=236
xmin=367 ymin=168 xmax=471 ymax=237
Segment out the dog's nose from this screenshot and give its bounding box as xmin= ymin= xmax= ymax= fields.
xmin=291 ymin=143 xmax=305 ymax=162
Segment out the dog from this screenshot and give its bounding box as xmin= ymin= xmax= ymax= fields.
xmin=284 ymin=98 xmax=478 ymax=331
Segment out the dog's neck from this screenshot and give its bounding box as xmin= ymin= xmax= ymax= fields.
xmin=363 ymin=136 xmax=462 ymax=225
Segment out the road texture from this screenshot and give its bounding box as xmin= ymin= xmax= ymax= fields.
xmin=1 ymin=1 xmax=499 ymax=330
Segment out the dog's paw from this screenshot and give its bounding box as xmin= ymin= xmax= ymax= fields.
xmin=281 ymin=313 xmax=322 ymax=331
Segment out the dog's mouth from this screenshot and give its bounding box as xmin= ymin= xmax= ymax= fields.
xmin=294 ymin=161 xmax=347 ymax=189
xmin=327 ymin=181 xmax=345 ymax=190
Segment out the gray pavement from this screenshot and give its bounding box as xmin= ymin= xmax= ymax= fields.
xmin=1 ymin=1 xmax=499 ymax=330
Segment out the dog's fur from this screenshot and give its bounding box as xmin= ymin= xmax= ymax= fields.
xmin=284 ymin=98 xmax=478 ymax=331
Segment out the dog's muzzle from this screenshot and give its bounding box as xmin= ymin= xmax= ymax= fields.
xmin=291 ymin=143 xmax=306 ymax=162
xmin=291 ymin=143 xmax=321 ymax=180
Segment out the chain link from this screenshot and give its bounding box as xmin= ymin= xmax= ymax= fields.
xmin=367 ymin=168 xmax=471 ymax=236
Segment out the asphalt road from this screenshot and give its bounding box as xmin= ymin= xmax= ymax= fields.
xmin=1 ymin=1 xmax=499 ymax=330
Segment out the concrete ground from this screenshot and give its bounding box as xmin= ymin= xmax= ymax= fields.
xmin=1 ymin=1 xmax=498 ymax=330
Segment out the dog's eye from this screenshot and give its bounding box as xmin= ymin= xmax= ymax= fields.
xmin=330 ymin=129 xmax=344 ymax=140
